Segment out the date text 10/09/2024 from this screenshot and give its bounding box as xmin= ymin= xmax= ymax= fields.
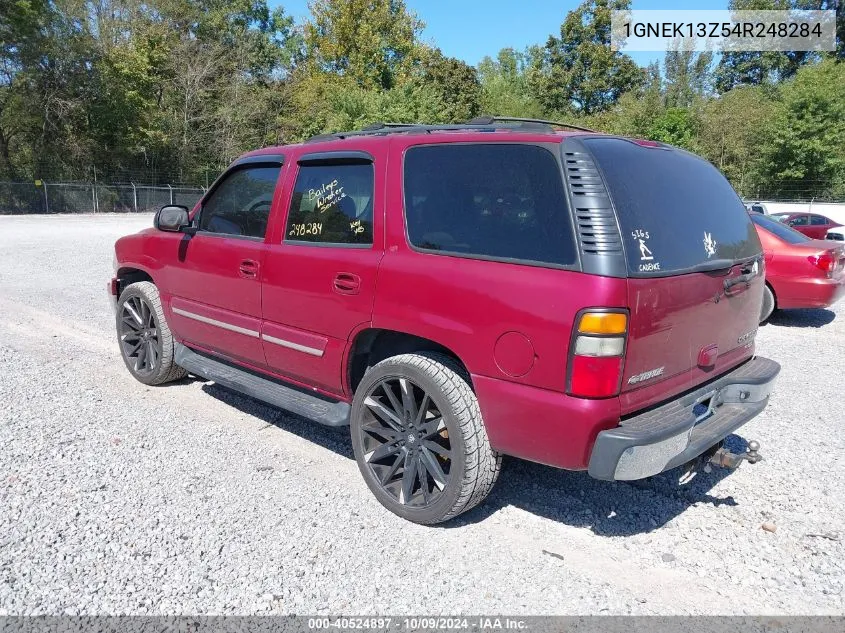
xmin=307 ymin=617 xmax=528 ymax=631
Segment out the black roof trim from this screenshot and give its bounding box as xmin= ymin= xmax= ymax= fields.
xmin=304 ymin=116 xmax=597 ymax=144
xmin=232 ymin=153 xmax=285 ymax=166
xmin=298 ymin=150 xmax=374 ymax=164
xmin=467 ymin=116 xmax=597 ymax=133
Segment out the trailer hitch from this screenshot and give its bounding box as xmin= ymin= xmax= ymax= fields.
xmin=679 ymin=440 xmax=762 ymax=482
xmin=703 ymin=440 xmax=762 ymax=473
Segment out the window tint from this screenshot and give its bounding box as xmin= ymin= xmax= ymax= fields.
xmin=403 ymin=144 xmax=576 ymax=266
xmin=751 ymin=205 xmax=765 ymax=213
xmin=285 ymin=163 xmax=373 ymax=244
xmin=582 ymin=138 xmax=761 ymax=275
xmin=199 ymin=166 xmax=280 ymax=238
xmin=789 ymin=215 xmax=809 ymax=226
xmin=810 ymin=215 xmax=829 ymax=225
xmin=750 ymin=213 xmax=811 ymax=244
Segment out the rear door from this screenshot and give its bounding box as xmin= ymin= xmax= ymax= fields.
xmin=581 ymin=138 xmax=764 ymax=413
xmin=260 ymin=149 xmax=384 ymax=397
xmin=809 ymin=214 xmax=832 ymax=239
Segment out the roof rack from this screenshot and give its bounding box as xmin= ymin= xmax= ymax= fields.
xmin=467 ymin=116 xmax=597 ymax=133
xmin=304 ymin=116 xmax=596 ymax=143
xmin=305 ymin=122 xmax=494 ymax=143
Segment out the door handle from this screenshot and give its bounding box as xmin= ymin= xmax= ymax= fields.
xmin=239 ymin=259 xmax=259 ymax=278
xmin=333 ymin=272 xmax=361 ymax=295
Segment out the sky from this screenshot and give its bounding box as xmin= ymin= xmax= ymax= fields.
xmin=274 ymin=0 xmax=730 ymax=68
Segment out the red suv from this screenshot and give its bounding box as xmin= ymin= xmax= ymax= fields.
xmin=109 ymin=118 xmax=780 ymax=524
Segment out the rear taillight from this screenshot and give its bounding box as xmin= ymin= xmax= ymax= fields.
xmin=808 ymin=251 xmax=835 ymax=277
xmin=567 ymin=310 xmax=627 ymax=398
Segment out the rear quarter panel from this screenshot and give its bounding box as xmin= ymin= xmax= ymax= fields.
xmin=377 ymin=135 xmax=629 ymax=391
xmin=375 ymin=135 xmax=629 ymax=468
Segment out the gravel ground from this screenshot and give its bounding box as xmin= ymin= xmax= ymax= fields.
xmin=0 ymin=213 xmax=843 ymax=616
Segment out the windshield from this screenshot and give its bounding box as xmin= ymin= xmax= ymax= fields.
xmin=582 ymin=138 xmax=761 ymax=276
xmin=751 ymin=213 xmax=812 ymax=244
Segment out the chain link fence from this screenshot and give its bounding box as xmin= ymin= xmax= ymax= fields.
xmin=0 ymin=181 xmax=205 ymax=215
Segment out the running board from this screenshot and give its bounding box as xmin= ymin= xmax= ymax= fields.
xmin=174 ymin=343 xmax=350 ymax=427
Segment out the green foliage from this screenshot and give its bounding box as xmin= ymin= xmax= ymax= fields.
xmin=305 ymin=0 xmax=422 ymax=90
xmin=0 ymin=0 xmax=843 ymax=205
xmin=413 ymin=49 xmax=481 ymax=123
xmin=529 ymin=0 xmax=644 ymax=115
xmin=697 ymin=85 xmax=777 ymax=196
xmin=0 ymin=0 xmax=299 ymax=182
xmin=477 ymin=47 xmax=544 ymax=118
xmin=755 ymin=59 xmax=845 ymax=199
xmin=714 ymin=0 xmax=838 ymax=92
xmin=646 ymin=108 xmax=699 ymax=151
xmin=664 ymin=46 xmax=713 ymax=108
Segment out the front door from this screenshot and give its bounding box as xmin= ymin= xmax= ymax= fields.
xmin=788 ymin=214 xmax=811 ymax=236
xmin=260 ymin=151 xmax=384 ymax=396
xmin=162 ymin=161 xmax=283 ymax=367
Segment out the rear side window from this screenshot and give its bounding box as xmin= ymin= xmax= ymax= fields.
xmin=285 ymin=163 xmax=374 ymax=245
xmin=811 ymin=215 xmax=829 ymax=225
xmin=583 ymin=138 xmax=761 ymax=275
xmin=403 ymin=144 xmax=576 ymax=267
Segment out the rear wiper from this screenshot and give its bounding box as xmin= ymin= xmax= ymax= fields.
xmin=688 ymin=259 xmax=734 ymax=273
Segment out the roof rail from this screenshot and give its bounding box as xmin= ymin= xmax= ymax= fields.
xmin=467 ymin=116 xmax=597 ymax=133
xmin=304 ymin=117 xmax=596 ymax=143
xmin=305 ymin=122 xmax=497 ymax=143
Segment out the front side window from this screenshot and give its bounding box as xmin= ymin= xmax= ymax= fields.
xmin=199 ymin=165 xmax=281 ymax=239
xmin=789 ymin=215 xmax=809 ymax=226
xmin=285 ymin=162 xmax=374 ymax=245
xmin=403 ymin=144 xmax=576 ymax=267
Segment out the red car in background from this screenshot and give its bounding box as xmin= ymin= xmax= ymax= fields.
xmin=751 ymin=213 xmax=845 ymax=322
xmin=770 ymin=212 xmax=842 ymax=239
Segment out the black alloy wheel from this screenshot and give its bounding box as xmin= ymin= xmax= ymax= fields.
xmin=358 ymin=376 xmax=453 ymax=507
xmin=119 ymin=295 xmax=161 ymax=377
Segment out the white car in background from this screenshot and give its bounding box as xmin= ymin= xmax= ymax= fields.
xmin=826 ymin=225 xmax=844 ymax=242
xmin=745 ymin=201 xmax=769 ymax=214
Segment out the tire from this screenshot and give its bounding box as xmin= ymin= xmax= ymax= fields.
xmin=760 ymin=284 xmax=776 ymax=324
xmin=116 ymin=281 xmax=187 ymax=385
xmin=350 ymin=352 xmax=501 ymax=524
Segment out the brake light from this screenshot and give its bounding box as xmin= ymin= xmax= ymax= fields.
xmin=567 ymin=310 xmax=628 ymax=398
xmin=808 ymin=251 xmax=835 ymax=277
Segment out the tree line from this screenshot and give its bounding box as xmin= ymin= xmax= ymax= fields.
xmin=1 ymin=0 xmax=843 ymax=200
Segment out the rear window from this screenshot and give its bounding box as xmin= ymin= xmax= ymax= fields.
xmin=583 ymin=138 xmax=761 ymax=275
xmin=403 ymin=144 xmax=577 ymax=267
xmin=751 ymin=213 xmax=811 ymax=244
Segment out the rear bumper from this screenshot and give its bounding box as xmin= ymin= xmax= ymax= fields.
xmin=774 ymin=276 xmax=845 ymax=309
xmin=588 ymin=356 xmax=780 ymax=481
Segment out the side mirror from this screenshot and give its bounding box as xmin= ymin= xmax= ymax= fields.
xmin=155 ymin=205 xmax=190 ymax=232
